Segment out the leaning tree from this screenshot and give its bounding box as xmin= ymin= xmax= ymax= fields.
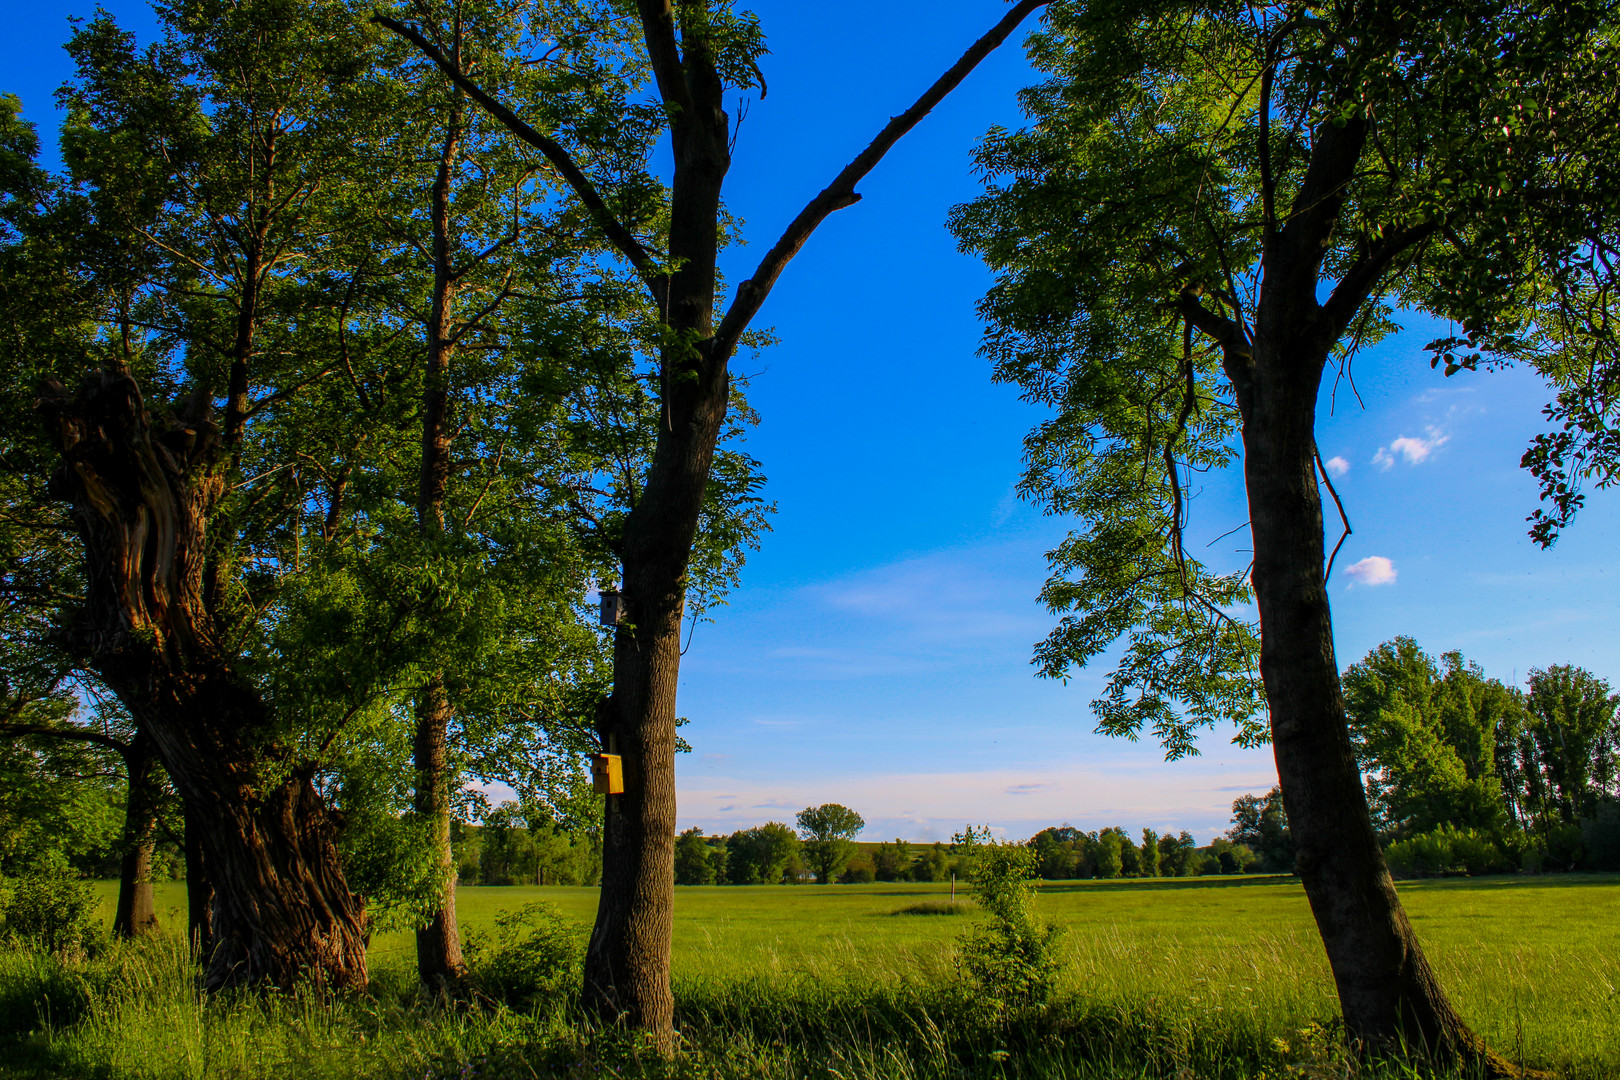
xmin=951 ymin=0 xmax=1618 ymax=1071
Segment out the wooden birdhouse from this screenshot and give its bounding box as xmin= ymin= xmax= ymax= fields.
xmin=591 ymin=752 xmax=624 ymax=795
xmin=598 ymin=588 xmax=624 ymax=628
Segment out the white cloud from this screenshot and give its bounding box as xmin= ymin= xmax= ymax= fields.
xmin=1372 ymin=427 xmax=1449 ymax=470
xmin=1344 ymin=556 xmax=1397 ymax=586
xmin=1325 ymin=456 xmax=1350 ymax=478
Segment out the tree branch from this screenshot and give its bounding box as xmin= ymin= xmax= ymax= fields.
xmin=0 ymin=721 xmax=128 ymax=754
xmin=374 ymin=14 xmax=668 ymax=308
xmin=1177 ymin=289 xmax=1253 ymax=357
xmin=633 ymin=0 xmax=696 ymax=121
xmin=711 ymin=0 xmax=1052 ymax=360
xmin=1320 ymin=221 xmax=1439 ymax=338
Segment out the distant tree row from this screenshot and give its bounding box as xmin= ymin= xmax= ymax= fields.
xmin=1342 ymin=639 xmax=1618 ymax=876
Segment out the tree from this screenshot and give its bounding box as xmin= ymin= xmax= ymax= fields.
xmin=951 ymin=0 xmax=1619 ymax=1065
xmin=1139 ymin=828 xmax=1160 ymax=878
xmin=12 ymin=1 xmax=390 ymax=986
xmin=796 ymin=803 xmax=866 ymax=885
xmin=724 ymin=822 xmax=798 ymax=885
xmin=1226 ymin=789 xmax=1295 ymax=874
xmin=674 ymin=827 xmax=716 ymax=885
xmin=1157 ymin=830 xmax=1198 ymax=877
xmin=380 ymin=0 xmax=1052 ymax=1037
xmin=1343 ymin=640 xmax=1514 ymax=836
xmin=1093 ymin=830 xmax=1123 ymax=879
xmin=1030 ymin=826 xmax=1079 ymax=879
xmin=1523 ymin=666 xmax=1619 ymax=826
xmin=872 ymin=840 xmax=911 ymax=882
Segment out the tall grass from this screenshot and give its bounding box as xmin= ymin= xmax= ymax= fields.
xmin=15 ymin=875 xmax=1617 ymax=1079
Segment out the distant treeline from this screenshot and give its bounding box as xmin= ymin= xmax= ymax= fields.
xmin=8 ymin=637 xmax=1615 ymax=890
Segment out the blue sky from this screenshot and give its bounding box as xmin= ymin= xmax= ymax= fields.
xmin=14 ymin=1 xmax=1620 ymax=844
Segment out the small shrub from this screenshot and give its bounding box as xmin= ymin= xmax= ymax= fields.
xmin=838 ymin=862 xmax=875 ymax=884
xmin=464 ymin=900 xmax=583 ymax=1012
xmin=1385 ymin=825 xmax=1508 ymax=878
xmin=891 ymin=901 xmax=968 ymax=916
xmin=0 ymin=872 xmax=102 ymax=955
xmin=958 ymin=842 xmax=1062 ymax=1019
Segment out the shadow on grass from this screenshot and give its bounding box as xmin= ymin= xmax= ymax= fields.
xmin=1034 ymin=874 xmax=1298 ymax=894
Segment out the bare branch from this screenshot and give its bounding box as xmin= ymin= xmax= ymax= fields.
xmin=711 ymin=0 xmax=1052 ymax=360
xmin=374 ymin=14 xmax=668 ymax=308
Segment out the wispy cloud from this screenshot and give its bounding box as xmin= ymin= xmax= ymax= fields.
xmin=1373 ymin=427 xmax=1449 ymax=469
xmin=1325 ymin=456 xmax=1350 ymax=478
xmin=1344 ymin=556 xmax=1397 ymax=586
xmin=678 ymin=750 xmax=1279 ymax=844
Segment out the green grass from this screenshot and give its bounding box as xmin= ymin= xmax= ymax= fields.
xmin=17 ymin=873 xmax=1611 ymax=1079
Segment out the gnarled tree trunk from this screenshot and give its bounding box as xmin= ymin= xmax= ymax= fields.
xmin=39 ymin=371 xmax=368 ymax=990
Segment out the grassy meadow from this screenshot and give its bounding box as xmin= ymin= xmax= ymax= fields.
xmin=1 ymin=873 xmax=1613 ymax=1079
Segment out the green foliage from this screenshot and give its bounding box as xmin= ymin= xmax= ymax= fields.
xmin=1522 ymin=666 xmax=1619 ymax=825
xmin=1384 ymin=826 xmax=1511 ymax=879
xmin=0 ymin=730 xmax=123 ymax=879
xmin=0 ymin=872 xmax=102 ymax=956
xmin=872 ymin=840 xmax=913 ymax=882
xmin=724 ymin=822 xmax=799 ymax=885
xmin=958 ymin=842 xmax=1062 ymax=1019
xmin=1226 ymin=788 xmax=1295 ymax=874
xmin=950 ymin=0 xmax=1620 ymax=762
xmin=795 ymin=804 xmax=865 ymax=885
xmin=464 ymin=900 xmax=584 ymax=1013
xmin=675 ymin=826 xmax=717 ymax=886
xmin=1344 ymin=639 xmax=1515 ymax=836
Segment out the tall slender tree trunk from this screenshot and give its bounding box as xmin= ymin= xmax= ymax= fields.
xmin=1234 ymin=318 xmax=1525 ymax=1074
xmin=411 ymin=96 xmax=468 ymax=988
xmin=40 ymin=371 xmax=369 ymax=989
xmin=112 ymin=732 xmax=161 ymax=938
xmin=184 ymin=799 xmax=215 ymax=959
xmin=581 ymin=47 xmax=732 ymax=1031
xmin=414 ymin=675 xmax=465 ymax=985
xmin=376 ymin=0 xmax=1053 ymax=1041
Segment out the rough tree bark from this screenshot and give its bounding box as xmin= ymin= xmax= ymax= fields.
xmin=411 ymin=92 xmax=469 ymax=991
xmin=38 ymin=371 xmax=369 ymax=990
xmin=381 ymin=0 xmax=1053 ymax=1040
xmin=112 ymin=731 xmax=161 ymax=938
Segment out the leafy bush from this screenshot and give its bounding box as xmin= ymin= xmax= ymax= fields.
xmin=464 ymin=901 xmax=583 ymax=1012
xmin=0 ymin=871 xmax=102 ymax=955
xmin=958 ymin=842 xmax=1062 ymax=1019
xmin=1384 ymin=825 xmax=1508 ymax=878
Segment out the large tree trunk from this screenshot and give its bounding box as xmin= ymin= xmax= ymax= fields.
xmin=112 ymin=732 xmax=161 ymax=938
xmin=1235 ymin=323 xmax=1524 ymax=1074
xmin=580 ymin=37 xmax=732 ymax=1029
xmin=39 ymin=371 xmax=368 ymax=990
